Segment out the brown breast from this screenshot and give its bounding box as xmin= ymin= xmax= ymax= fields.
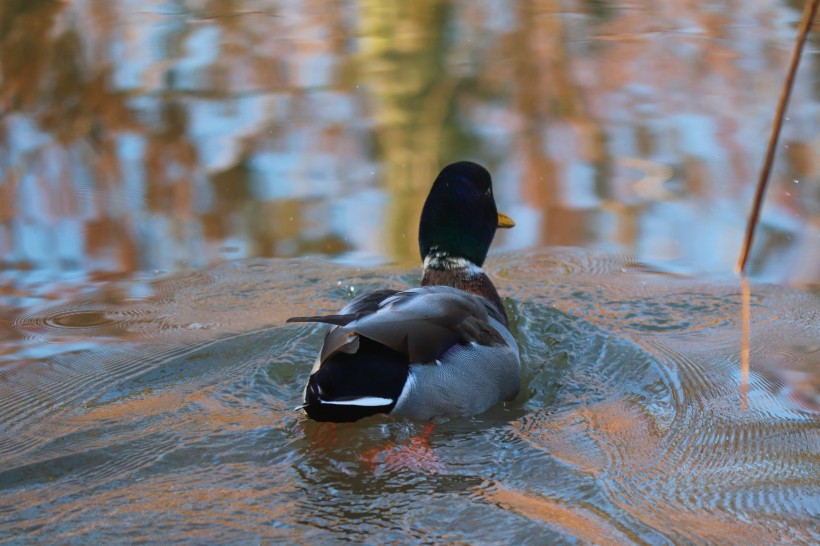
xmin=421 ymin=268 xmax=508 ymax=326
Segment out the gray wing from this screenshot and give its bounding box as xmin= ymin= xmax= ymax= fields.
xmin=347 ymin=286 xmax=506 ymax=363
xmin=287 ymin=286 xmax=507 ymax=364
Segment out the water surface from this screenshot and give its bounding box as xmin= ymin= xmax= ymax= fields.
xmin=1 ymin=0 xmax=818 ymax=284
xmin=1 ymin=0 xmax=819 ymax=543
xmin=1 ymin=249 xmax=817 ymax=543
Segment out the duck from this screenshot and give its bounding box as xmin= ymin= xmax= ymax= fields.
xmin=287 ymin=161 xmax=520 ymax=422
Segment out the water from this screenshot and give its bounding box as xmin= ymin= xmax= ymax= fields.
xmin=1 ymin=0 xmax=818 ymax=284
xmin=1 ymin=0 xmax=819 ymax=543
xmin=1 ymin=249 xmax=817 ymax=544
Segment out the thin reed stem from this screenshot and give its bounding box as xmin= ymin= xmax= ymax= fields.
xmin=736 ymin=0 xmax=819 ymax=274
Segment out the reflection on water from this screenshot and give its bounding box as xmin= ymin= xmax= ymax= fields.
xmin=0 ymin=0 xmax=818 ymax=293
xmin=0 ymin=249 xmax=817 ymax=543
xmin=1 ymin=1 xmax=819 ymax=543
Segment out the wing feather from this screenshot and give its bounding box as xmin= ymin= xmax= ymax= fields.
xmin=342 ymin=286 xmax=506 ymax=363
xmin=287 ymin=286 xmax=507 ymax=365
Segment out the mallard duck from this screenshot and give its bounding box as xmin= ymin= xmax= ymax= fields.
xmin=287 ymin=161 xmax=520 ymax=422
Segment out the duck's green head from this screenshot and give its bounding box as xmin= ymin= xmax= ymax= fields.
xmin=419 ymin=161 xmax=515 ymax=267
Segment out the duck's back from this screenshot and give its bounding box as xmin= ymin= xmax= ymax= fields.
xmin=289 ymin=285 xmax=520 ymax=421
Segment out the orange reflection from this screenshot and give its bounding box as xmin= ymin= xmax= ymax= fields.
xmin=740 ymin=274 xmax=750 ymax=410
xmin=0 ymin=0 xmax=817 ymax=281
xmin=481 ymin=485 xmax=633 ymax=545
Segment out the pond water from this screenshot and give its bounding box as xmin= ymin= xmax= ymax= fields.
xmin=1 ymin=0 xmax=819 ymax=544
xmin=1 ymin=250 xmax=818 ymax=543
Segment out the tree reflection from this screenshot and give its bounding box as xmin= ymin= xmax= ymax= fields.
xmin=0 ymin=0 xmax=816 ymax=284
xmin=359 ymin=0 xmax=462 ymax=262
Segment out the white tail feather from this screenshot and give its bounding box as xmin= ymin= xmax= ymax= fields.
xmin=320 ymin=396 xmax=393 ymax=407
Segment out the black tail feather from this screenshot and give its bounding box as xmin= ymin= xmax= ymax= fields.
xmin=301 ymin=337 xmax=409 ymax=422
xmin=286 ymin=314 xmax=354 ymax=326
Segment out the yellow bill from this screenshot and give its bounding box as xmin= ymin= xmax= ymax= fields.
xmin=497 ymin=212 xmax=516 ymax=228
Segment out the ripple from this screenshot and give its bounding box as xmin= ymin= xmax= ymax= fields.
xmin=479 ymin=483 xmax=636 ymax=545
xmin=13 ymin=306 xmax=132 ymax=338
xmin=128 ymin=258 xmax=403 ymax=337
xmin=490 ymin=248 xmax=642 ymax=286
xmin=0 ymin=320 xmax=301 ymax=476
xmin=506 ymin=277 xmax=819 ymax=544
xmin=1 ymin=250 xmax=818 ymax=544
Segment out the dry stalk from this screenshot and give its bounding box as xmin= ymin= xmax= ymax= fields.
xmin=736 ymin=0 xmax=819 ymax=274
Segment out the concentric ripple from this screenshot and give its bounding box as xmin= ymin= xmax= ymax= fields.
xmin=13 ymin=306 xmax=132 ymax=338
xmin=490 ymin=248 xmax=643 ymax=286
